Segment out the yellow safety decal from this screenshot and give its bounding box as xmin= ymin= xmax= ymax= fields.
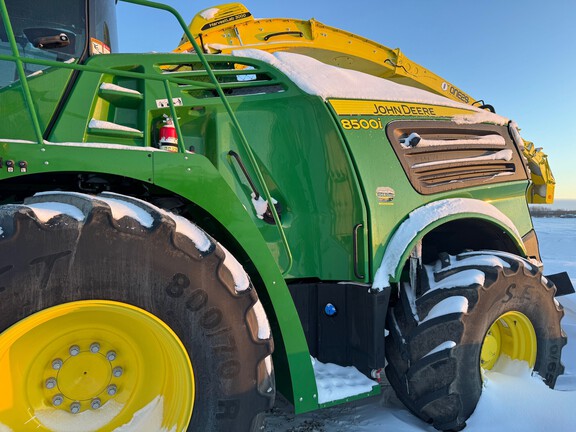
xmin=329 ymin=99 xmax=475 ymax=118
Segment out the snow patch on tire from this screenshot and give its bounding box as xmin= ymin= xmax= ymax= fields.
xmin=170 ymin=213 xmax=211 ymax=252
xmin=426 ymin=268 xmax=486 ymax=292
xmin=424 ymin=341 xmax=457 ymax=358
xmin=252 ymin=299 xmax=271 ymax=339
xmin=443 ymin=253 xmax=511 ymax=272
xmin=420 ymin=296 xmax=469 ymax=324
xmin=220 ymin=244 xmax=250 ymax=292
xmin=95 ymin=196 xmax=154 ymax=228
xmin=25 ymin=202 xmax=85 ymax=223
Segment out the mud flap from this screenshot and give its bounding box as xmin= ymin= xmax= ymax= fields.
xmin=546 ymin=272 xmax=575 ymax=297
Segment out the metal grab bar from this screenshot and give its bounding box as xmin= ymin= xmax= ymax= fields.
xmin=121 ymin=0 xmax=294 ymax=274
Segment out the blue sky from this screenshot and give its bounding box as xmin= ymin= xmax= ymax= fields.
xmin=118 ymin=0 xmax=576 ymax=199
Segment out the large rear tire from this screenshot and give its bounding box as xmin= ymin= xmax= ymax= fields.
xmin=385 ymin=251 xmax=566 ymax=431
xmin=0 ymin=192 xmax=274 ymax=431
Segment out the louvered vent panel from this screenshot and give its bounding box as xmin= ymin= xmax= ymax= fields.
xmin=159 ymin=60 xmax=285 ymax=99
xmin=386 ymin=121 xmax=528 ymax=195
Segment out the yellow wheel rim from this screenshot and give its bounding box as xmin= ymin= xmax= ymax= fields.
xmin=480 ymin=311 xmax=537 ymax=371
xmin=0 ymin=300 xmax=194 ymax=431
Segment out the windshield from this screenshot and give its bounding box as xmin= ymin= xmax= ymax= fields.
xmin=1 ymin=0 xmax=87 ymax=61
xmin=0 ymin=0 xmax=87 ymax=87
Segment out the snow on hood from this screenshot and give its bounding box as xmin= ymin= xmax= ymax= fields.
xmin=233 ymin=49 xmax=507 ymax=121
xmin=200 ymin=7 xmax=220 ymax=20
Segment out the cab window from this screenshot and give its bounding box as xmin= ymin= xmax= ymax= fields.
xmin=0 ymin=0 xmax=87 ymax=87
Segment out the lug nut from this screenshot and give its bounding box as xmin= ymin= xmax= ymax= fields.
xmin=52 ymin=359 xmax=63 ymax=370
xmin=90 ymin=343 xmax=100 ymax=353
xmin=112 ymin=367 xmax=123 ymax=377
xmin=45 ymin=377 xmax=57 ymax=389
xmin=106 ymin=351 xmax=117 ymax=361
xmin=70 ymin=402 xmax=81 ymax=414
xmin=91 ymin=398 xmax=101 ymax=409
xmin=52 ymin=394 xmax=63 ymax=406
xmin=107 ymin=384 xmax=117 ymax=396
xmin=69 ymin=345 xmax=80 ymax=356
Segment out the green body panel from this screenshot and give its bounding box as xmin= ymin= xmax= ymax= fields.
xmin=0 ymin=141 xmax=153 ymax=181
xmin=0 ymin=52 xmax=323 ymax=411
xmin=0 ymin=77 xmax=37 ymax=141
xmin=46 ymin=53 xmax=369 ymax=282
xmin=232 ymin=96 xmax=368 ymax=280
xmin=0 ymin=65 xmax=71 ymax=142
xmin=29 ymin=68 xmax=75 ymax=133
xmin=0 ymin=0 xmax=539 ymax=416
xmin=332 ymin=110 xmax=533 ymax=278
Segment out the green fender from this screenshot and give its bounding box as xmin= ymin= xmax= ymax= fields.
xmin=153 ymin=151 xmax=320 ymax=412
xmin=372 ymin=198 xmax=527 ymax=289
xmin=0 ymin=140 xmax=319 ymax=413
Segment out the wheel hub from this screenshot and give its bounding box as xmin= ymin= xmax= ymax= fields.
xmin=43 ymin=343 xmax=124 ymax=413
xmin=480 ymin=310 xmax=537 ymax=371
xmin=0 ymin=300 xmax=194 ymax=430
xmin=480 ymin=331 xmax=499 ymax=369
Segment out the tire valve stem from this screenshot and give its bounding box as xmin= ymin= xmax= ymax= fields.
xmin=70 ymin=402 xmax=81 ymax=414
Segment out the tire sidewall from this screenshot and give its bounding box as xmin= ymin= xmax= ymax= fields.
xmin=0 ymin=199 xmax=271 ymax=432
xmin=459 ymin=262 xmax=564 ymax=387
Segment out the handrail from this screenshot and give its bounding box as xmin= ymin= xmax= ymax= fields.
xmin=0 ymin=53 xmax=219 ymax=88
xmin=0 ymin=0 xmax=44 ymax=144
xmin=0 ymin=0 xmax=293 ymax=274
xmin=120 ymin=0 xmax=292 ymax=274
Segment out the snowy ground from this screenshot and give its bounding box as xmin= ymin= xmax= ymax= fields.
xmin=266 ymin=216 xmax=576 ymax=431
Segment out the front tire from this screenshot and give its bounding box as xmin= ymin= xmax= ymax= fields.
xmin=385 ymin=251 xmax=566 ymax=431
xmin=0 ymin=192 xmax=274 ymax=431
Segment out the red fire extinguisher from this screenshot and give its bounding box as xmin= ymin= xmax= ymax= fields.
xmin=159 ymin=114 xmax=178 ymax=152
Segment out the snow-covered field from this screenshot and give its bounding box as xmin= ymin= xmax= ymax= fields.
xmin=266 ymin=216 xmax=576 ymax=431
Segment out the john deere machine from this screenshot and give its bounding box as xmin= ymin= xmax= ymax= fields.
xmin=0 ymin=1 xmax=571 ymax=431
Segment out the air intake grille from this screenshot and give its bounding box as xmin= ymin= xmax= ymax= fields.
xmin=386 ymin=121 xmax=528 ymax=194
xmin=158 ymin=61 xmax=285 ymax=99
